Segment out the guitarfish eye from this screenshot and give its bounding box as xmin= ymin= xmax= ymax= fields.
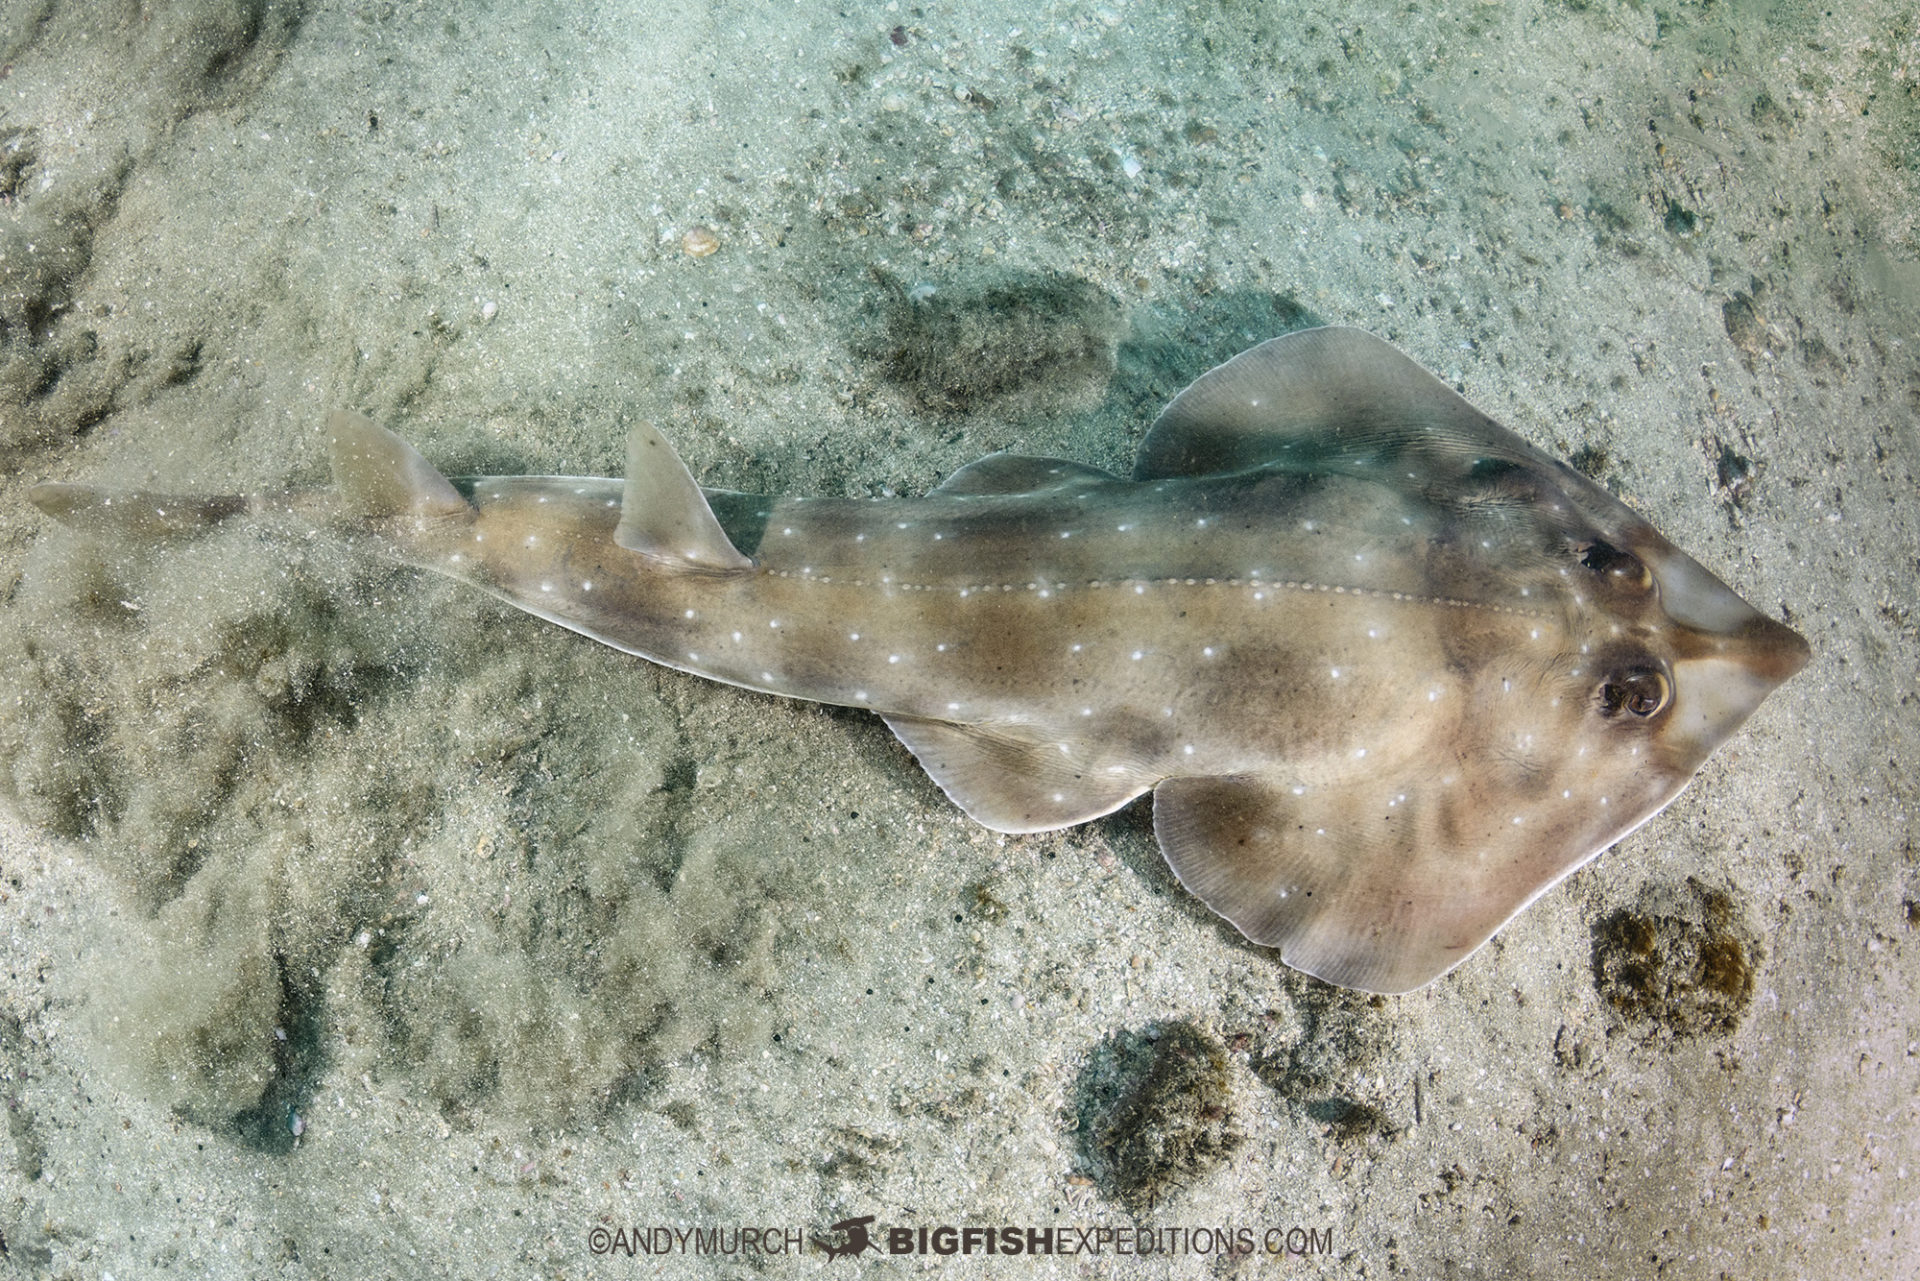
xmin=1598 ymin=665 xmax=1671 ymax=718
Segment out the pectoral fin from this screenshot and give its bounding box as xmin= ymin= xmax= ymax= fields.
xmin=1151 ymin=771 xmax=1662 ymax=994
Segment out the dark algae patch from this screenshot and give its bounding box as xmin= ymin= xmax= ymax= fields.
xmin=1590 ymin=876 xmax=1762 ymax=1039
xmin=1248 ymin=982 xmax=1398 ymax=1144
xmin=1074 ymin=1021 xmax=1244 ymax=1211
xmin=860 ymin=268 xmax=1122 ymax=416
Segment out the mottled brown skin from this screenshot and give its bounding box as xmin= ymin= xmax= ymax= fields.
xmin=28 ymin=328 xmax=1810 ymax=993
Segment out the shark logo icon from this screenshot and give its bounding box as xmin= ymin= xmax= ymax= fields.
xmin=815 ymin=1215 xmax=877 ymax=1261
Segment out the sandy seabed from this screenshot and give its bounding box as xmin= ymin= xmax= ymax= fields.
xmin=1 ymin=1 xmax=1916 ymax=1277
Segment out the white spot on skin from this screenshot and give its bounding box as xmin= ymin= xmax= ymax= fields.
xmin=948 ymin=702 xmax=961 ymax=711
xmin=770 ymin=620 xmax=781 ymax=629
xmin=850 ymin=632 xmax=860 ymax=641
xmin=1428 ymin=689 xmax=1441 ymax=701
xmin=732 ymin=631 xmax=742 ymax=642
xmin=1183 ymin=745 xmax=1194 ymax=755
xmin=540 ymin=582 xmax=552 ymax=593
xmin=1132 ymin=650 xmax=1145 ymax=661
xmin=1202 ymin=647 xmax=1215 ymax=657
xmin=583 ymin=581 xmax=593 ymax=591
xmin=685 ymin=609 xmax=696 ymax=619
xmin=1331 ymin=668 xmax=1342 ymax=679
xmin=888 ymin=654 xmax=901 ymax=664
xmin=1354 ymin=747 xmax=1367 ymax=758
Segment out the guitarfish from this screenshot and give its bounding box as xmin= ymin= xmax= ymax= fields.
xmin=29 ymin=327 xmax=1810 ymax=992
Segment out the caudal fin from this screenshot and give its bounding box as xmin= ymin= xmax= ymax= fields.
xmin=327 ymin=411 xmax=470 ymax=519
xmin=28 ymin=483 xmax=249 ymax=538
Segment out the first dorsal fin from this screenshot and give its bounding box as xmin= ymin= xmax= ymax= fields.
xmin=613 ymin=422 xmax=753 ymax=572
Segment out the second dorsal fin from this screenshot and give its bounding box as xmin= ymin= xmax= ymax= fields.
xmin=329 ymin=411 xmax=472 ymax=518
